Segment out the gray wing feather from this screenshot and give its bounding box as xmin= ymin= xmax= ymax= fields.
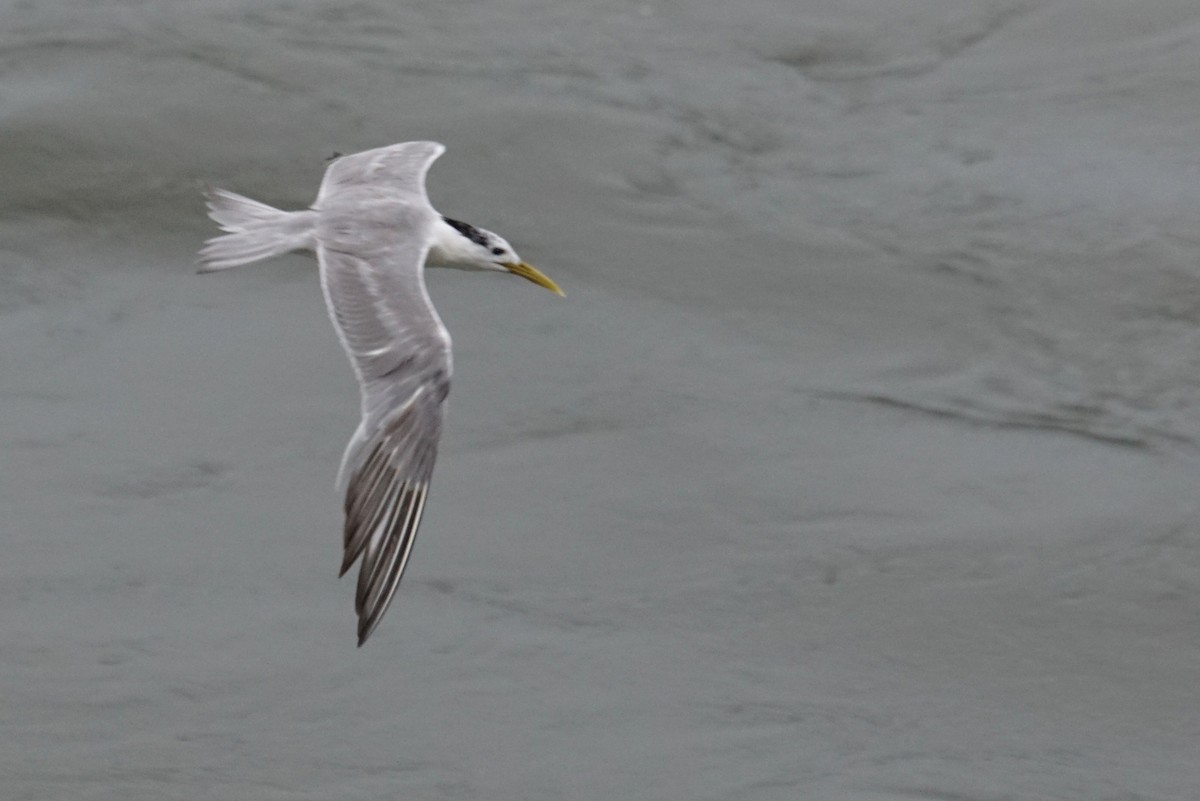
xmin=315 ymin=200 xmax=451 ymax=645
xmin=316 ymin=141 xmax=446 ymax=208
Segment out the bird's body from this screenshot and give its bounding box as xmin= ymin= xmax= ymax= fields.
xmin=198 ymin=141 xmax=562 ymax=645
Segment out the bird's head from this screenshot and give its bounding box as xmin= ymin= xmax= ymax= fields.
xmin=429 ymin=216 xmax=564 ymax=296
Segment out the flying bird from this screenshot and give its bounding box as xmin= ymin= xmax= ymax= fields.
xmin=198 ymin=141 xmax=563 ymax=645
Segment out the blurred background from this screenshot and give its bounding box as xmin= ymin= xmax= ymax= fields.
xmin=3 ymin=1 xmax=1199 ymax=798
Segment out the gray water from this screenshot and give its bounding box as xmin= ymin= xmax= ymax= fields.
xmin=4 ymin=1 xmax=1200 ymax=799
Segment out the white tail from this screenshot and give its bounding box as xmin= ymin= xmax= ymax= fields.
xmin=198 ymin=187 xmax=317 ymax=272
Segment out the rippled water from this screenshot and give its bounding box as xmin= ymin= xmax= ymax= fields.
xmin=4 ymin=2 xmax=1200 ymax=799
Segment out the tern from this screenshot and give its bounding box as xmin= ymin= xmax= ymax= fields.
xmin=199 ymin=141 xmax=563 ymax=645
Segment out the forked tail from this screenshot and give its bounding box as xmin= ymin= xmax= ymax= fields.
xmin=198 ymin=187 xmax=317 ymax=272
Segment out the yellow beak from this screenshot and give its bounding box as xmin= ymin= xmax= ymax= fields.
xmin=505 ymin=262 xmax=565 ymax=297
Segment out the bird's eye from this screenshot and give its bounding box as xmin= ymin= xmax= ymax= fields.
xmin=491 ymin=247 xmax=505 ymax=256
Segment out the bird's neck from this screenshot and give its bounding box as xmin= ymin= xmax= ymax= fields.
xmin=426 ymin=218 xmax=480 ymax=270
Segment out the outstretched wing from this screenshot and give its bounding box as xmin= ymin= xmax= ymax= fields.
xmin=316 ymin=228 xmax=452 ymax=646
xmin=316 ymin=141 xmax=446 ymax=208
